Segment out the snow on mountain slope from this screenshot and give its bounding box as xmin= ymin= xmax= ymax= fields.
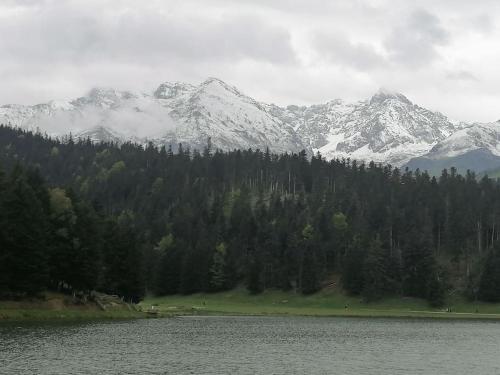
xmin=421 ymin=121 xmax=500 ymax=159
xmin=153 ymin=78 xmax=306 ymax=153
xmin=404 ymin=121 xmax=500 ymax=174
xmin=0 ymin=78 xmax=308 ymax=155
xmin=76 ymin=125 xmax=129 ymax=144
xmin=0 ymin=78 xmax=491 ymax=168
xmin=263 ymin=89 xmax=460 ymax=166
xmin=307 ymin=90 xmax=458 ymax=166
xmin=267 ymin=99 xmax=353 ymax=149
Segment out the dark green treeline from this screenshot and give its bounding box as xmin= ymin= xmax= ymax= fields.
xmin=2 ymin=125 xmax=500 ymax=305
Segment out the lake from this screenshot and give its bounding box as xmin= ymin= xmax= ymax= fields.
xmin=1 ymin=316 xmax=499 ymax=374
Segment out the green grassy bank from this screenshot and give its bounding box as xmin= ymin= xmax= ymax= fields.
xmin=141 ymin=288 xmax=500 ymax=320
xmin=0 ymin=292 xmax=147 ymax=322
xmin=4 ymin=289 xmax=500 ymax=322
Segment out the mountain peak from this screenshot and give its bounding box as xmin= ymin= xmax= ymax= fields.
xmin=88 ymin=87 xmax=117 ymax=97
xmin=68 ymin=88 xmax=122 ymax=108
xmin=82 ymin=88 xmax=136 ymax=105
xmin=154 ymin=81 xmax=194 ymax=99
xmin=370 ymin=88 xmax=412 ymax=105
xmin=154 ymin=78 xmax=238 ymax=99
xmin=202 ymin=77 xmax=227 ymax=86
xmin=200 ymin=77 xmax=242 ymax=97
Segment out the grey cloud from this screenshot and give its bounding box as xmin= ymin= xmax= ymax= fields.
xmin=446 ymin=71 xmax=479 ymax=81
xmin=110 ymin=13 xmax=296 ymax=64
xmin=470 ymin=14 xmax=494 ymax=34
xmin=1 ymin=0 xmax=45 ymax=6
xmin=313 ymin=33 xmax=385 ymax=71
xmin=0 ymin=4 xmax=296 ymax=66
xmin=205 ymin=0 xmax=383 ymax=18
xmin=385 ymin=9 xmax=450 ymax=67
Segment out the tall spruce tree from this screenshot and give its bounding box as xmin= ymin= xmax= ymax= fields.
xmin=362 ymin=236 xmax=390 ymax=301
xmin=0 ymin=165 xmax=8 ymax=296
xmin=342 ymin=236 xmax=365 ymax=295
xmin=3 ymin=165 xmax=50 ymax=296
xmin=478 ymin=247 xmax=500 ymax=302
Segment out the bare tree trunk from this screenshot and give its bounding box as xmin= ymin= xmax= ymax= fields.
xmin=437 ymin=225 xmax=441 ymax=255
xmin=288 ymin=171 xmax=291 ymax=194
xmin=477 ymin=219 xmax=482 ymax=255
xmin=491 ymin=222 xmax=495 ymax=249
xmin=389 ymin=225 xmax=393 ymax=257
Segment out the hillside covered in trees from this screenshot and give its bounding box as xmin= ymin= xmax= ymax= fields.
xmin=2 ymin=125 xmax=500 ymax=306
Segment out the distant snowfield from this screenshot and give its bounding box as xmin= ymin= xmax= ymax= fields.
xmin=1 ymin=77 xmax=499 ymax=168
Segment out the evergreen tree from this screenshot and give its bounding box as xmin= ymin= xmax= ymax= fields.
xmin=362 ymin=236 xmax=390 ymax=301
xmin=247 ymin=256 xmax=264 ymax=294
xmin=47 ymin=188 xmax=78 ymax=290
xmin=0 ymin=165 xmax=8 ymax=295
xmin=342 ymin=236 xmax=365 ymax=295
xmin=478 ymin=248 xmax=500 ymax=302
xmin=154 ymin=234 xmax=182 ymax=295
xmin=2 ymin=166 xmax=50 ymax=296
xmin=101 ymin=215 xmax=145 ymax=302
xmin=300 ymin=224 xmax=321 ymax=294
xmin=209 ymin=243 xmax=229 ymax=291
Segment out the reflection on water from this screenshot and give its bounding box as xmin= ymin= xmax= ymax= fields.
xmin=1 ymin=316 xmax=500 ymax=374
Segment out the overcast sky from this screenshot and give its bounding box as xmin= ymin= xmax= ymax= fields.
xmin=1 ymin=0 xmax=499 ymax=122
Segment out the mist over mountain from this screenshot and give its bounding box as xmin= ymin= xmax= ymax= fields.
xmin=1 ymin=78 xmax=499 ymax=171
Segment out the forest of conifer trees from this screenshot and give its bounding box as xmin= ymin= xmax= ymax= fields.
xmin=2 ymin=124 xmax=500 ymax=305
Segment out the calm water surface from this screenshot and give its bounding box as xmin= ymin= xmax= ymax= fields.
xmin=1 ymin=316 xmax=499 ymax=374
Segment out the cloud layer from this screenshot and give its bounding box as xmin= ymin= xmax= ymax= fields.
xmin=1 ymin=0 xmax=499 ymax=122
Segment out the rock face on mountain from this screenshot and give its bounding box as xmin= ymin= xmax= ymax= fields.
xmin=266 ymin=90 xmax=459 ymax=165
xmin=0 ymin=78 xmax=498 ymax=170
xmin=299 ymin=89 xmax=458 ymax=165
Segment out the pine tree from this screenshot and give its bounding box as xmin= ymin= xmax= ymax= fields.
xmin=47 ymin=188 xmax=78 ymax=290
xmin=0 ymin=165 xmax=8 ymax=296
xmin=342 ymin=236 xmax=365 ymax=295
xmin=101 ymin=216 xmax=145 ymax=302
xmin=362 ymin=236 xmax=389 ymax=301
xmin=154 ymin=234 xmax=182 ymax=295
xmin=66 ymin=192 xmax=102 ymax=292
xmin=402 ymin=228 xmax=443 ymax=303
xmin=209 ymin=243 xmax=228 ymax=291
xmin=300 ymin=224 xmax=321 ymax=294
xmin=3 ymin=166 xmax=50 ymax=296
xmin=478 ymin=248 xmax=500 ymax=302
xmin=180 ymin=244 xmax=205 ymax=294
xmin=247 ymin=256 xmax=264 ymax=294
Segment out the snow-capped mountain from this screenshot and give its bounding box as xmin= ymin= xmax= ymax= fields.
xmin=419 ymin=121 xmax=500 ymax=159
xmin=406 ymin=121 xmax=500 ymax=174
xmin=0 ymin=78 xmax=307 ymax=155
xmin=287 ymin=89 xmax=458 ymax=165
xmin=152 ymin=78 xmax=306 ymax=153
xmin=0 ymin=78 xmax=498 ymax=170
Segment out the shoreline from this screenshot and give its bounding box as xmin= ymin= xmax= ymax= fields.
xmin=3 ymin=289 xmax=500 ymax=322
xmin=140 ymin=289 xmax=500 ymax=322
xmin=0 ymin=308 xmax=148 ymax=322
xmin=3 ymin=307 xmax=500 ymax=322
xmin=0 ymin=292 xmax=148 ymax=322
xmin=163 ymin=309 xmax=500 ymax=321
